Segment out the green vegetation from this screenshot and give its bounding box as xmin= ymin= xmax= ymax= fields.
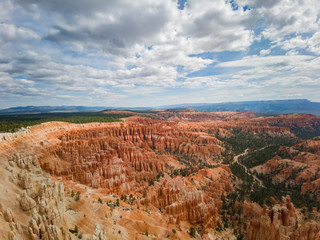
xmin=289 ymin=125 xmax=320 ymax=140
xmin=156 ymin=172 xmax=164 ymax=181
xmin=239 ymin=145 xmax=279 ymax=168
xmin=216 ymin=222 xmax=223 ymax=231
xmin=219 ymin=129 xmax=320 ymax=239
xmin=148 ymin=179 xmax=154 ymax=186
xmin=75 ymin=191 xmax=81 ymax=201
xmin=255 ymin=175 xmax=320 ymax=210
xmin=0 ymin=112 xmax=129 ymax=132
xmin=120 ymin=195 xmax=126 ymax=201
xmin=172 ymin=167 xmax=190 ymax=177
xmin=222 ymin=173 xmax=320 ymax=224
xmin=69 ymin=225 xmax=78 ymax=234
xmin=218 ymin=131 xmax=297 ymax=155
xmin=229 ymin=162 xmax=253 ymax=188
xmin=221 ymin=144 xmax=234 ymax=164
xmin=127 ymin=194 xmax=136 ymax=205
xmin=188 ymin=227 xmax=196 ymax=238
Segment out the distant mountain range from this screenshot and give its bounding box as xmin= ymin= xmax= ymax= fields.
xmin=160 ymin=99 xmax=320 ymax=116
xmin=1 ymin=99 xmax=320 ymax=116
xmin=0 ymin=106 xmax=107 ymax=115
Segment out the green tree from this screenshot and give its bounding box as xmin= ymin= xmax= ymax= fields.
xmin=75 ymin=191 xmax=80 ymax=201
xmin=189 ymin=227 xmax=195 ymax=238
xmin=148 ymin=179 xmax=154 ymax=186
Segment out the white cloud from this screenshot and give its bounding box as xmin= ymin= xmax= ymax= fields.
xmin=0 ymin=0 xmax=319 ymax=107
xmin=240 ymin=0 xmax=320 ymax=42
xmin=259 ymin=49 xmax=270 ymax=56
xmin=217 ymin=55 xmax=313 ymax=68
xmin=0 ymin=23 xmax=39 ymax=45
xmin=181 ymin=0 xmax=254 ymax=53
xmin=279 ymin=32 xmax=320 ymax=55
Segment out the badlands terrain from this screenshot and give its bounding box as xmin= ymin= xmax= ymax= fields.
xmin=0 ymin=110 xmax=319 ymax=239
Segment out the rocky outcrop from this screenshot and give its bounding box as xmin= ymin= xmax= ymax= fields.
xmin=9 ymin=154 xmax=39 ymax=170
xmin=40 ymin=118 xmax=222 ymax=195
xmin=19 ymin=190 xmax=36 ymax=211
xmin=5 ymin=154 xmax=71 ymax=240
xmin=1 ymin=113 xmax=319 ymax=239
xmin=244 ymin=196 xmax=320 ymax=240
xmin=262 ymin=114 xmax=320 ymax=130
xmin=142 ymin=167 xmax=233 ymax=229
xmin=253 ymin=139 xmax=320 ymax=199
xmin=154 ymin=109 xmax=256 ymax=122
xmin=4 ymin=208 xmax=15 ymax=222
xmin=290 ymin=220 xmax=320 ymax=240
xmin=18 ymin=170 xmax=33 ymax=189
xmin=92 ymin=224 xmax=107 ymax=240
xmin=245 ymin=196 xmax=297 ymax=240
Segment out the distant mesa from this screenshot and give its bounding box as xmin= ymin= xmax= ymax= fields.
xmin=1 ymin=99 xmax=320 ymax=116
xmin=161 ymin=99 xmax=320 ymax=116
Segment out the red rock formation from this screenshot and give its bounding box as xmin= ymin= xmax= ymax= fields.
xmin=40 ymin=118 xmax=222 ymax=195
xmin=261 ymin=114 xmax=320 ymax=129
xmin=142 ymin=167 xmax=233 ymax=229
xmin=2 ymin=112 xmax=319 ymax=239
xmin=245 ymin=196 xmax=297 ymax=240
xmin=253 ymin=139 xmax=320 ymax=199
xmin=244 ymin=196 xmax=320 ymax=240
xmin=290 ymin=220 xmax=320 ymax=240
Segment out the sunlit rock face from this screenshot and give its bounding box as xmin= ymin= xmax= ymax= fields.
xmin=244 ymin=196 xmax=320 ymax=240
xmin=37 ymin=118 xmax=231 ymax=230
xmin=245 ymin=196 xmax=297 ymax=240
xmin=0 ymin=111 xmax=320 ymax=239
xmin=41 ymin=118 xmax=222 ymax=194
xmin=253 ymin=139 xmax=320 ymax=199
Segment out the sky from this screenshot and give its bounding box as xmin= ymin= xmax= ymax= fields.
xmin=1 ymin=0 xmax=320 ymax=108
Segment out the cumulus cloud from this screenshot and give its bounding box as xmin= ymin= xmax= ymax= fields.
xmin=279 ymin=32 xmax=320 ymax=55
xmin=181 ymin=0 xmax=254 ymax=53
xmin=241 ymin=0 xmax=320 ymax=41
xmin=259 ymin=49 xmax=270 ymax=56
xmin=0 ymin=0 xmax=319 ymax=107
xmin=212 ymin=54 xmax=320 ymax=99
xmin=13 ymin=0 xmax=254 ymax=55
xmin=0 ymin=23 xmax=39 ymax=45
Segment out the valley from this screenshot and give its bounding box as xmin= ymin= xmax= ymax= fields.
xmin=0 ymin=110 xmax=319 ymax=239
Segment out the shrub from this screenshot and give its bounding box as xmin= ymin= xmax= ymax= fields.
xmin=69 ymin=225 xmax=78 ymax=234
xmin=189 ymin=227 xmax=195 ymax=238
xmin=75 ymin=191 xmax=80 ymax=201
xmin=148 ymin=179 xmax=154 ymax=186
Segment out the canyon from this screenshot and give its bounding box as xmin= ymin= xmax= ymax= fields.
xmin=0 ymin=110 xmax=319 ymax=239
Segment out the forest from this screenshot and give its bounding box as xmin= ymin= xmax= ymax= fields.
xmin=0 ymin=112 xmax=131 ymax=132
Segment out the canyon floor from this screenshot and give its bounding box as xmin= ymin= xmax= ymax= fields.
xmin=0 ymin=110 xmax=319 ymax=240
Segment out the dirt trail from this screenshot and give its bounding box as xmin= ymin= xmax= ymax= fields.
xmin=233 ymin=148 xmax=264 ymax=187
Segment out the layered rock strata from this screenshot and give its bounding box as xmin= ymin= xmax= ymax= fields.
xmin=41 ymin=118 xmax=222 ymax=194
xmin=253 ymin=139 xmax=320 ymax=199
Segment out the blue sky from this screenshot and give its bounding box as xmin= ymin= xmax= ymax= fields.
xmin=0 ymin=0 xmax=320 ymax=108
